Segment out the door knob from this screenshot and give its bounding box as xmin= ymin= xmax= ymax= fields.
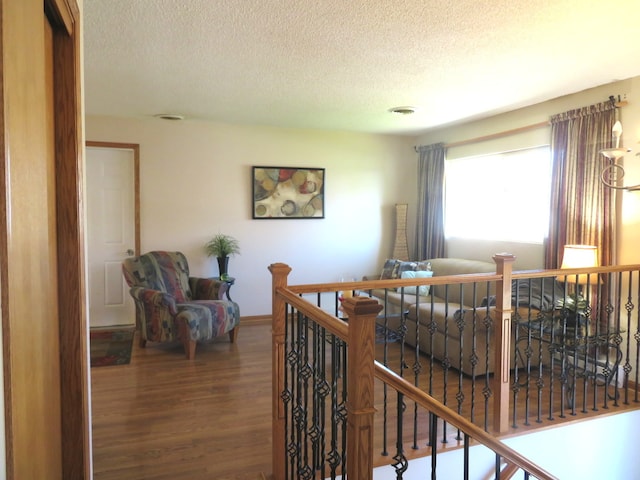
xmin=126 ymin=249 xmax=134 ymax=256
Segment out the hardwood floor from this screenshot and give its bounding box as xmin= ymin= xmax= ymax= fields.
xmin=91 ymin=319 xmax=639 ymax=479
xmin=91 ymin=320 xmax=272 ymax=480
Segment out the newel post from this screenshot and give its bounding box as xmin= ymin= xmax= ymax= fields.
xmin=341 ymin=296 xmax=383 ymax=480
xmin=269 ymin=262 xmax=292 ymax=480
xmin=492 ymin=253 xmax=516 ymax=433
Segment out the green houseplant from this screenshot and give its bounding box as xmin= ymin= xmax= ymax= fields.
xmin=555 ymin=292 xmax=589 ymax=338
xmin=205 ymin=234 xmax=240 ymax=279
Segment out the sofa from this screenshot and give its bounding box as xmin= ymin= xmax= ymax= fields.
xmin=364 ymin=257 xmax=550 ymax=376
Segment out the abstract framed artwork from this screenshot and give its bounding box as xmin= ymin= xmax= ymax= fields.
xmin=252 ymin=166 xmax=325 ymax=219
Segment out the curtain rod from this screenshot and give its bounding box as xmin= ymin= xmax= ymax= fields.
xmin=414 ymin=98 xmax=628 ymax=152
xmin=413 ymin=121 xmax=548 ymax=152
xmin=444 ymin=121 xmax=549 ymax=149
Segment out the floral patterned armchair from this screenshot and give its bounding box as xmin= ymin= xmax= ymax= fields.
xmin=122 ymin=251 xmax=240 ymax=359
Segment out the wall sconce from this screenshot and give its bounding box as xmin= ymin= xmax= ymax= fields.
xmin=599 ymin=121 xmax=640 ymax=191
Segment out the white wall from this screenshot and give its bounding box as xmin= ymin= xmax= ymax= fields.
xmin=86 ymin=116 xmax=417 ymax=316
xmin=86 ymin=77 xmax=640 ymax=316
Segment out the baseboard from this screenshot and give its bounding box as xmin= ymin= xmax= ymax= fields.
xmin=89 ymin=324 xmax=136 ymax=331
xmin=240 ymin=315 xmax=271 ymax=326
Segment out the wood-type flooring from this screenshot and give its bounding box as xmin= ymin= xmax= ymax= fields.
xmin=91 ymin=319 xmax=639 ymax=479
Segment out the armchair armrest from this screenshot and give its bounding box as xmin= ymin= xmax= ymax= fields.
xmin=127 ymin=287 xmax=180 ymax=343
xmin=189 ymin=277 xmax=228 ymax=301
xmin=129 ymin=287 xmax=178 ymax=315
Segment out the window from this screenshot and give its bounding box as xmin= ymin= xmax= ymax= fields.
xmin=444 ymin=146 xmax=551 ymax=243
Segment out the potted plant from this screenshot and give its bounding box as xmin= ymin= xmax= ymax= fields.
xmin=555 ymin=292 xmax=588 ymax=338
xmin=205 ymin=234 xmax=240 ymax=280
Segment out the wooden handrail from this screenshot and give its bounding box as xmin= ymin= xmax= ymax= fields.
xmin=275 ymin=285 xmax=349 ymax=340
xmin=285 ymin=263 xmax=640 ymax=297
xmin=374 ymin=362 xmax=559 ymax=480
xmin=287 ymin=272 xmax=502 ymax=295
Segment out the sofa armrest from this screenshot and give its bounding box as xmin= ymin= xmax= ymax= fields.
xmin=189 ymin=277 xmax=227 ymax=301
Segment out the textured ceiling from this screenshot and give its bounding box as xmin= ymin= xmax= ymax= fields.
xmin=83 ymin=0 xmax=640 ymax=135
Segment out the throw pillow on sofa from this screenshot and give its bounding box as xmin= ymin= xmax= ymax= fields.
xmin=399 ymin=270 xmax=434 ymax=296
xmin=380 ymin=259 xmax=420 ymax=279
xmin=380 ymin=259 xmax=399 ymax=279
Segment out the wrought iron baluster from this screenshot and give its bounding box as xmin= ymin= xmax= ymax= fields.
xmin=482 ymin=309 xmax=492 ymax=433
xmin=427 ymin=296 xmax=436 ymax=447
xmin=469 ymin=285 xmax=479 ymax=425
xmin=392 ymin=391 xmax=408 ymax=477
xmin=298 ymin=313 xmax=313 ymax=479
xmin=380 ymin=288 xmax=390 ymax=457
xmin=311 ymin=321 xmax=320 ymax=471
xmin=327 ymin=334 xmax=344 ymax=479
xmin=283 ymin=304 xmax=295 ymax=479
xmin=430 ymin=413 xmax=438 ymax=479
xmin=523 ymin=281 xmax=533 ymax=426
xmin=340 ymin=338 xmax=347 ymax=478
xmin=441 ymin=285 xmax=450 ymax=444
xmin=411 ymin=305 xmax=422 ymax=451
xmin=622 ymin=270 xmax=634 ymax=405
xmin=311 ymin=321 xmax=330 ymax=476
xmin=534 ymin=308 xmax=545 ymax=424
xmin=463 ymin=433 xmax=470 ymax=480
xmin=546 ymin=305 xmax=557 ymax=422
xmin=455 ymin=284 xmax=466 ymax=441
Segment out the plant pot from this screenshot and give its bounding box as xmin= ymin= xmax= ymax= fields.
xmin=217 ymin=256 xmax=229 ymax=277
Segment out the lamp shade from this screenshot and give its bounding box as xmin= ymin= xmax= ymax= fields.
xmin=560 ymin=244 xmax=599 ymax=285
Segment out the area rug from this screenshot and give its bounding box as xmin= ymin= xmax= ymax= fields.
xmin=89 ymin=327 xmax=135 ymax=367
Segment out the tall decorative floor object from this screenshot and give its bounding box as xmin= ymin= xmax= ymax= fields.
xmin=392 ymin=203 xmax=410 ymax=261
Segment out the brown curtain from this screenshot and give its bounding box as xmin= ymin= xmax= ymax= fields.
xmin=415 ymin=143 xmax=446 ymax=260
xmin=545 ymin=102 xmax=617 ymax=268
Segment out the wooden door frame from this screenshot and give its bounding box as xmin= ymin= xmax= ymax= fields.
xmin=0 ymin=0 xmax=90 ymax=477
xmin=86 ymin=141 xmax=141 ymax=257
xmin=48 ymin=0 xmax=90 ymax=477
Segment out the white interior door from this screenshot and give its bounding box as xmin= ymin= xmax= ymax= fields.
xmin=87 ymin=144 xmax=138 ymax=327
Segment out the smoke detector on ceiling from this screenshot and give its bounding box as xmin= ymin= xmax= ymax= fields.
xmin=388 ymin=106 xmax=417 ymax=115
xmin=154 ymin=113 xmax=186 ymax=121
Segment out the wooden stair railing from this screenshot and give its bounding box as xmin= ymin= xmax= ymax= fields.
xmin=270 ymin=260 xmax=640 ymax=479
xmin=270 ymin=261 xmax=557 ymax=479
xmin=374 ymin=362 xmax=558 ymax=479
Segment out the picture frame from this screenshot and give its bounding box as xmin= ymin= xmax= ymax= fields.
xmin=252 ymin=166 xmax=325 ymax=219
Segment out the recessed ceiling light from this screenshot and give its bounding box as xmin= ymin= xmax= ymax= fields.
xmin=154 ymin=113 xmax=186 ymax=121
xmin=388 ymin=106 xmax=417 ymax=115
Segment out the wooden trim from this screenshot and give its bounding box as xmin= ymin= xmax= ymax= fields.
xmin=269 ymin=263 xmax=291 ymax=480
xmin=445 ymin=121 xmax=549 ymax=149
xmin=47 ymin=0 xmax=90 ymax=477
xmin=0 ymin=2 xmax=11 ymax=471
xmin=417 ymin=99 xmax=628 ymax=151
xmin=86 ymin=141 xmax=141 ymax=254
xmin=44 ymin=0 xmax=73 ymax=35
xmin=240 ymin=315 xmax=271 ymax=325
